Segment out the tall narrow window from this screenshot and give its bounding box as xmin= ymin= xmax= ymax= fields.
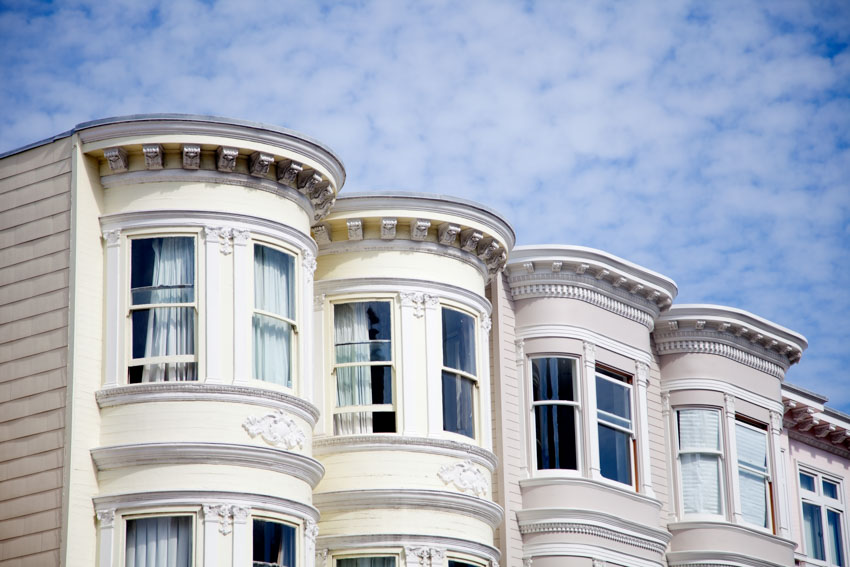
xmin=333 ymin=301 xmax=395 ymax=434
xmin=596 ymin=366 xmax=633 ymax=485
xmin=130 ymin=237 xmax=196 ymax=383
xmin=253 ymin=519 xmax=295 ymax=567
xmin=677 ymin=409 xmax=723 ymax=515
xmin=532 ymin=357 xmax=579 ymax=470
xmin=253 ymin=244 xmax=295 ymax=387
xmin=337 ymin=559 xmax=396 ymax=567
xmin=736 ymin=421 xmax=770 ymax=528
xmin=800 ymin=469 xmax=846 ymax=566
xmin=125 ymin=516 xmax=193 ymax=567
xmin=442 ymin=308 xmax=476 ymax=438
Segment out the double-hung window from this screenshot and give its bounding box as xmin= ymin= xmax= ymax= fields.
xmin=253 ymin=519 xmax=295 ymax=567
xmin=800 ymin=469 xmax=846 ymax=566
xmin=596 ymin=366 xmax=634 ymax=485
xmin=677 ymin=408 xmax=724 ymax=516
xmin=125 ymin=515 xmax=193 ymax=567
xmin=253 ymin=244 xmax=296 ymax=387
xmin=736 ymin=420 xmax=771 ymax=528
xmin=333 ymin=301 xmax=395 ymax=434
xmin=442 ymin=307 xmax=477 ymax=439
xmin=531 ymin=357 xmax=579 ymax=471
xmin=129 ymin=236 xmax=197 ymax=383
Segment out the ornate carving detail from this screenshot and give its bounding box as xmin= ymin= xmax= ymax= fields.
xmin=724 ymin=393 xmax=736 ymax=416
xmin=302 ymin=250 xmax=317 ymax=283
xmin=96 ymin=509 xmax=115 ymax=527
xmin=487 ymin=249 xmax=507 ymax=275
xmin=460 ymin=228 xmax=483 ymax=252
xmin=102 ymin=229 xmax=121 ymax=245
xmin=103 ymin=147 xmax=129 ymax=173
xmin=314 ymin=293 xmax=326 ymax=309
xmin=231 ymin=505 xmax=249 ymax=523
xmin=310 ymin=186 xmax=335 ymax=222
xmin=551 ymin=261 xmax=562 ymax=272
xmin=576 ymin=263 xmax=589 ymax=274
xmin=668 ymin=320 xmax=679 ymax=331
xmin=522 ymin=560 xmax=533 ymax=567
xmin=523 ymin=261 xmax=535 ymax=273
xmin=277 ymin=159 xmax=303 ymax=187
xmin=381 ymin=217 xmax=398 ymax=239
xmin=661 ymin=391 xmax=671 ymax=415
xmin=142 ymin=144 xmax=164 ymax=170
xmin=654 ymin=338 xmax=786 ymax=378
xmin=595 ymin=268 xmax=609 ymax=280
xmin=519 ymin=521 xmax=668 ymax=554
xmin=424 ymin=294 xmax=440 ymax=309
xmin=243 ymin=410 xmax=306 ymax=450
xmin=347 ymin=219 xmax=363 ymax=241
xmin=438 ymin=459 xmax=488 ymax=497
xmin=296 ymin=169 xmax=321 ymax=192
xmin=438 ymin=222 xmax=461 ymax=245
xmin=305 ymin=519 xmax=319 ymax=542
xmin=695 ymin=320 xmax=706 ymax=330
xmin=316 ymin=549 xmax=329 ymax=567
xmin=411 ymin=219 xmax=431 ymax=240
xmin=404 ymin=547 xmax=431 ymax=565
xmin=583 ymin=341 xmax=596 ymax=361
xmin=478 ymin=238 xmax=500 ymax=262
xmin=770 ymin=411 xmax=783 ymax=433
xmin=515 ymin=338 xmax=525 ymax=358
xmin=249 ymin=151 xmax=274 ymax=177
xmin=430 ymin=548 xmax=445 ymax=563
xmin=313 ymin=223 xmax=331 ymax=245
xmin=630 ymin=283 xmax=644 ymax=294
xmin=613 ymin=276 xmax=627 ymax=287
xmin=400 ymin=292 xmax=436 ymax=318
xmin=231 ymin=229 xmax=250 ymax=246
xmin=481 ymin=315 xmax=492 ymax=334
xmin=204 ymin=226 xmax=234 ymax=255
xmin=203 ymin=504 xmax=236 ymax=535
xmin=182 ymin=144 xmax=201 ymax=169
xmin=635 ymin=361 xmax=649 ymax=387
xmin=215 ymin=146 xmax=239 ymax=172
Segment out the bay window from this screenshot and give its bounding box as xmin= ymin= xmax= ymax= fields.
xmin=333 ymin=301 xmax=395 ymax=434
xmin=800 ymin=469 xmax=846 ymax=566
xmin=125 ymin=516 xmax=193 ymax=567
xmin=129 ymin=236 xmax=196 ymax=383
xmin=532 ymin=357 xmax=579 ymax=470
xmin=442 ymin=307 xmax=477 ymax=439
xmin=677 ymin=409 xmax=723 ymax=515
xmin=596 ymin=366 xmax=634 ymax=485
xmin=736 ymin=420 xmax=771 ymax=528
xmin=253 ymin=519 xmax=295 ymax=567
xmin=253 ymin=244 xmax=296 ymax=387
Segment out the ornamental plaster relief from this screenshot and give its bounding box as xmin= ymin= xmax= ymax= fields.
xmin=437 ymin=459 xmax=488 ymax=497
xmin=242 ymin=410 xmax=306 ymax=450
xmin=203 ymin=503 xmax=248 ymax=535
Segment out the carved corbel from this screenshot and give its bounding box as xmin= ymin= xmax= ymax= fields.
xmin=798 ymin=417 xmax=820 ymax=432
xmin=815 ymin=423 xmax=837 ymax=438
xmin=103 ymin=147 xmax=129 ymax=173
xmin=96 ymin=509 xmax=115 ymax=527
xmin=215 ymin=146 xmax=239 ymax=172
xmin=487 ymin=250 xmax=507 ymax=274
xmin=182 ymin=144 xmax=201 ymax=169
xmin=381 ymin=218 xmax=398 ymax=239
xmin=102 ymin=229 xmax=121 ymax=246
xmin=595 ymin=268 xmax=609 ymax=280
xmin=249 ymin=152 xmax=274 ymax=177
xmin=791 ymin=407 xmax=815 ymax=423
xmin=142 ymin=144 xmax=164 ymax=170
xmin=410 ymin=219 xmax=431 ymax=241
xmin=298 ymin=170 xmax=324 ymax=196
xmin=629 ymin=283 xmax=644 ymax=294
xmin=576 ymin=263 xmax=589 ymax=274
xmin=647 ymin=290 xmax=661 ymax=302
xmin=346 ymin=219 xmax=363 ymax=241
xmin=459 ymin=228 xmax=483 ymax=252
xmin=613 ymin=276 xmax=627 ymax=287
xmin=438 ymin=222 xmax=461 ymax=245
xmin=313 ymin=223 xmax=332 ymax=245
xmin=277 ymin=159 xmax=303 ymax=187
xmin=667 ymin=320 xmax=679 ymax=331
xmin=477 ymin=238 xmax=500 ymax=261
xmin=302 ymin=250 xmax=317 ymax=284
xmin=551 ymin=261 xmax=562 ymax=272
xmin=830 ymin=430 xmax=850 ymax=444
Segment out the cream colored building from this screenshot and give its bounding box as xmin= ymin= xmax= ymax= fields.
xmin=0 ymin=115 xmax=847 ymax=567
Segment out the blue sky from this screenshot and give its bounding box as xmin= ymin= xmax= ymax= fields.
xmin=1 ymin=1 xmax=848 ymax=409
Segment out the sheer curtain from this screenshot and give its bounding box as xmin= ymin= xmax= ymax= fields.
xmin=253 ymin=245 xmax=293 ymax=386
xmin=337 ymin=558 xmax=395 ymax=567
xmin=334 ymin=303 xmax=373 ymax=434
xmin=125 ymin=516 xmax=192 ymax=567
xmin=736 ymin=423 xmax=768 ymax=526
xmin=678 ymin=409 xmax=722 ymax=514
xmin=139 ymin=237 xmax=195 ymax=382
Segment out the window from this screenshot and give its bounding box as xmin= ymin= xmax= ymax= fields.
xmin=447 ymin=561 xmax=479 ymax=567
xmin=531 ymin=357 xmax=579 ymax=470
xmin=253 ymin=519 xmax=295 ymax=567
xmin=129 ymin=236 xmax=196 ymax=383
xmin=337 ymin=559 xmax=396 ymax=567
xmin=333 ymin=301 xmax=395 ymax=434
xmin=596 ymin=366 xmax=634 ymax=485
xmin=125 ymin=516 xmax=193 ymax=567
xmin=253 ymin=244 xmax=296 ymax=387
xmin=800 ymin=469 xmax=846 ymax=566
xmin=677 ymin=409 xmax=723 ymax=515
xmin=735 ymin=421 xmax=771 ymax=528
xmin=442 ymin=308 xmax=477 ymax=438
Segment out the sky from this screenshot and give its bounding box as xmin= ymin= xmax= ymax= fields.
xmin=1 ymin=1 xmax=848 ymax=410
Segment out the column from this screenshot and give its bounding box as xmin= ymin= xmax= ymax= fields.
xmin=304 ymin=520 xmax=319 ymax=567
xmin=661 ymin=391 xmax=677 ymax=522
xmin=97 ymin=509 xmax=115 ymax=567
xmin=313 ymin=293 xmax=327 ymax=436
xmin=231 ymin=506 xmax=249 ymax=567
xmin=635 ymin=361 xmax=655 ymax=497
xmin=515 ymin=339 xmax=529 ymax=477
xmin=425 ymin=296 xmax=443 ymax=436
xmin=232 ymin=230 xmax=251 ymax=384
xmin=203 ymin=227 xmax=227 ymax=383
xmin=478 ymin=313 xmax=493 ymax=451
xmin=725 ymin=394 xmax=744 ymax=523
xmin=583 ymin=341 xmax=601 ymax=479
xmin=770 ymin=410 xmax=791 ymax=538
xmin=102 ymin=230 xmax=121 ymax=387
xmin=400 ymin=292 xmax=426 ymax=436
xmin=202 ymin=505 xmax=221 ymax=567
xmin=301 ymin=250 xmax=317 ymax=401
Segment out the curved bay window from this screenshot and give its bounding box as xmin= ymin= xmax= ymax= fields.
xmin=129 ymin=236 xmax=196 ymax=383
xmin=253 ymin=244 xmax=296 ymax=387
xmin=596 ymin=366 xmax=634 ymax=485
xmin=253 ymin=519 xmax=296 ymax=567
xmin=333 ymin=301 xmax=395 ymax=434
xmin=532 ymin=357 xmax=579 ymax=471
xmin=442 ymin=307 xmax=477 ymax=439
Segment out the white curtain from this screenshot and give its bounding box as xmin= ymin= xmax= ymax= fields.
xmin=125 ymin=516 xmax=192 ymax=567
xmin=679 ymin=409 xmax=721 ymax=514
xmin=141 ymin=238 xmax=195 ymax=382
xmin=334 ymin=303 xmax=373 ymax=434
xmin=736 ymin=423 xmax=768 ymax=526
xmin=336 ymin=559 xmax=395 ymax=567
xmin=253 ymin=245 xmax=293 ymax=386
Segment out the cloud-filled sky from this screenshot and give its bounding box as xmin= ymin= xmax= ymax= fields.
xmin=2 ymin=1 xmax=848 ymax=409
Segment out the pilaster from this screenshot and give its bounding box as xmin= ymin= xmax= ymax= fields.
xmin=725 ymin=394 xmax=744 ymax=523
xmin=635 ymin=361 xmax=654 ymax=497
xmin=583 ymin=341 xmax=601 ymax=480
xmin=102 ymin=230 xmax=122 ymax=387
xmin=233 ymin=230 xmax=251 ymax=384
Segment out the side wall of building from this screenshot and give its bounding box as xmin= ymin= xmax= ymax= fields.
xmin=0 ymin=138 xmax=73 ymax=566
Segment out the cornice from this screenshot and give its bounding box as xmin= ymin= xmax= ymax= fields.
xmin=92 ymin=489 xmax=320 ymax=522
xmin=787 ymin=428 xmax=850 ymax=459
xmin=96 ymin=383 xmax=320 ymax=426
xmin=653 ymin=333 xmax=787 ymax=378
xmin=312 ymin=434 xmax=498 ymax=472
xmin=90 ymin=442 xmax=324 ymax=487
xmin=315 ymin=534 xmax=500 ymax=564
xmin=312 ymin=489 xmax=503 ymax=528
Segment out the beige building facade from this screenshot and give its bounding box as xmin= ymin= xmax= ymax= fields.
xmin=0 ymin=115 xmax=847 ymax=567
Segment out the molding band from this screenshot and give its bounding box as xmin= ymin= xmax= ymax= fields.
xmin=662 ymin=378 xmax=784 ymax=414
xmin=516 ymin=323 xmax=653 ymax=364
xmin=654 ymin=336 xmax=786 ymax=378
xmin=315 ymin=534 xmax=500 ymax=565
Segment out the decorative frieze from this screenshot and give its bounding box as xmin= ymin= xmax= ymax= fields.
xmin=242 ymin=410 xmax=306 ymax=450
xmin=204 ymin=225 xmax=234 ymax=255
xmin=203 ymin=504 xmax=248 ymax=535
xmin=142 ymin=144 xmax=164 ymax=169
xmin=400 ymin=291 xmax=436 ymax=318
xmin=216 ymin=146 xmax=239 ymax=172
xmin=249 ymin=151 xmax=274 ymax=177
xmin=182 ymin=144 xmax=201 ymax=169
xmin=511 ymin=283 xmax=655 ymax=329
xmin=438 ymin=459 xmax=488 ymax=497
xmin=103 ymin=147 xmax=128 ymax=173
xmin=518 ymin=521 xmax=668 ymax=555
xmin=654 ymin=337 xmax=787 ymax=378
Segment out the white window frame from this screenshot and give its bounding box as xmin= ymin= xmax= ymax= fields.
xmin=674 ymin=406 xmax=726 ymax=520
xmin=735 ymin=419 xmax=773 ymax=531
xmin=529 ymin=355 xmax=582 ymax=475
xmin=440 ymin=305 xmax=480 ymax=441
xmin=121 ymin=511 xmax=197 ymax=567
xmin=126 ymin=232 xmax=199 ymax=385
xmin=333 ymin=551 xmax=400 ymax=566
xmin=595 ymin=365 xmax=635 ymax=488
xmin=799 ymin=466 xmax=847 ymax=566
xmin=251 ymin=515 xmax=299 ymax=567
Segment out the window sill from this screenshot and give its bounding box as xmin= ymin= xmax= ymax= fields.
xmin=519 ymin=475 xmax=662 ymax=510
xmin=668 ymin=520 xmax=796 ymax=548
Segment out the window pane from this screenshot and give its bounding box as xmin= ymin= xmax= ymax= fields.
xmin=827 ymin=509 xmax=845 ymax=566
xmin=678 ymin=410 xmax=720 ymax=451
xmin=736 ymin=424 xmax=768 ymax=473
xmin=126 ymin=516 xmax=192 ymax=567
xmin=800 ymin=472 xmax=817 ymax=492
xmin=442 ymin=372 xmax=474 ymax=438
xmin=130 ymin=307 xmax=196 ymax=383
xmin=448 ymin=562 xmax=477 ymax=567
xmin=333 ymin=411 xmax=396 ymax=435
xmin=596 ymin=376 xmax=631 ymax=423
xmin=131 ymin=237 xmax=194 ymax=305
xmin=532 ymin=358 xmax=576 ymax=402
xmin=336 ymin=366 xmax=392 ymax=406
xmin=253 ymin=314 xmax=292 ymax=386
xmin=254 ymin=245 xmax=294 ymax=318
xmin=253 ymin=519 xmax=295 ymax=567
xmin=535 ymin=404 xmax=577 ymax=470
xmin=598 ymin=423 xmax=631 ymax=485
xmin=680 ymin=453 xmax=722 ymax=514
xmin=803 ymin=501 xmax=826 ymax=560
xmin=335 ymin=302 xmax=391 ymax=362
xmin=739 ymin=468 xmax=768 ymax=527
xmin=824 ymin=479 xmax=840 ymax=500
xmin=442 ymin=309 xmax=476 ymax=375
xmin=337 ymin=559 xmax=396 ymax=567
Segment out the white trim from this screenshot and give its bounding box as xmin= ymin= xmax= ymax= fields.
xmin=233 ymin=230 xmax=251 ymax=385
xmin=316 ymin=278 xmax=491 ymax=314
xmin=102 ymin=230 xmax=122 ymax=387
xmin=204 ymin=227 xmax=223 ymax=383
xmin=519 ymin=476 xmax=663 ymax=510
xmin=521 ymin=542 xmax=663 ymax=567
xmin=517 ymin=324 xmax=653 ymax=364
xmin=667 ymin=548 xmax=794 ymax=567
xmin=399 ymin=295 xmax=422 ymax=437
xmin=635 ymin=361 xmax=654 ymax=496
xmin=583 ymin=342 xmax=602 ymax=480
xmin=312 ymin=489 xmax=503 ymax=528
xmin=315 ymin=534 xmax=500 ymax=566
xmin=653 ymin=334 xmax=787 ymax=378
xmin=426 ymin=295 xmax=444 ymax=437
xmin=662 ymin=378 xmax=784 ymax=415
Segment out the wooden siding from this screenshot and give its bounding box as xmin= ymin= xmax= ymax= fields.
xmin=0 ymin=138 xmax=72 ymax=567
